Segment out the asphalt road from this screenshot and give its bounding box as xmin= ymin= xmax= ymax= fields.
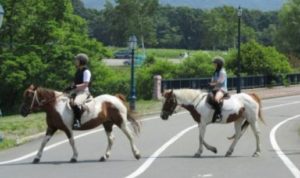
xmin=0 ymin=95 xmax=300 ymax=178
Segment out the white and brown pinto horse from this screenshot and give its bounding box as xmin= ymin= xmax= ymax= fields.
xmin=20 ymin=85 xmax=141 ymax=163
xmin=160 ymin=89 xmax=264 ymax=157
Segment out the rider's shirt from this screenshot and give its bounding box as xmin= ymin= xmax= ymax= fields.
xmin=212 ymin=68 xmax=227 ymax=92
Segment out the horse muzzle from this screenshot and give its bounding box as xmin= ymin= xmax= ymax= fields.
xmin=20 ymin=104 xmax=30 ymax=117
xmin=160 ymin=112 xmax=169 ymax=120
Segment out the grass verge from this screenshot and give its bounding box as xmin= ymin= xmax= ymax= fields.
xmin=0 ymin=113 xmax=46 ymax=150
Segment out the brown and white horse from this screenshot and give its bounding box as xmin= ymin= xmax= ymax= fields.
xmin=160 ymin=89 xmax=264 ymax=157
xmin=20 ymin=85 xmax=141 ymax=163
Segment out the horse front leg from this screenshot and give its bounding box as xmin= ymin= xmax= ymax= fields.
xmin=194 ymin=123 xmax=206 ymax=157
xmin=100 ymin=122 xmax=115 ymax=162
xmin=33 ymin=127 xmax=57 ymax=164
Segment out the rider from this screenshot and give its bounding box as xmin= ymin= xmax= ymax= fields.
xmin=209 ymin=56 xmax=227 ymax=122
xmin=64 ymin=53 xmax=92 ymax=129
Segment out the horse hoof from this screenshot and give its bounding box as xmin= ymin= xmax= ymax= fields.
xmin=225 ymin=152 xmax=232 ymax=157
xmin=194 ymin=153 xmax=201 ymax=158
xmin=135 ymin=154 xmax=141 ymax=160
xmin=99 ymin=157 xmax=106 ymax=162
xmin=32 ymin=158 xmax=40 ymax=164
xmin=212 ymin=148 xmax=218 ymax=154
xmin=252 ymin=152 xmax=261 ymax=157
xmin=70 ymin=158 xmax=77 ymax=163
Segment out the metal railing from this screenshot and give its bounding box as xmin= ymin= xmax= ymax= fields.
xmin=162 ymin=73 xmax=300 ymax=91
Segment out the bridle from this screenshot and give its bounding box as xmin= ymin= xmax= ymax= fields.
xmin=28 ymin=89 xmax=63 ymax=111
xmin=162 ymin=94 xmax=178 ymax=117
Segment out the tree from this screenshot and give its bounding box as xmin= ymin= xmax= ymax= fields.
xmin=0 ymin=0 xmax=108 ymax=113
xmin=276 ymin=0 xmax=300 ymax=56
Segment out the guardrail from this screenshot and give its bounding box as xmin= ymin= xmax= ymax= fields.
xmin=162 ymin=73 xmax=300 ymax=91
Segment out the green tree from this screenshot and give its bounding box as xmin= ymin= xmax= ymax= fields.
xmin=276 ymin=0 xmax=300 ymax=56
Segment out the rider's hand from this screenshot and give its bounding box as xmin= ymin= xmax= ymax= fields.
xmin=64 ymin=85 xmax=76 ymax=92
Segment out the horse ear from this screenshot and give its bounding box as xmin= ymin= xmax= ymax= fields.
xmin=29 ymin=84 xmax=38 ymax=90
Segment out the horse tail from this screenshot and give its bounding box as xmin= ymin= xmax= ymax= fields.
xmin=249 ymin=93 xmax=265 ymax=124
xmin=227 ymin=120 xmax=250 ymax=140
xmin=115 ymin=94 xmax=141 ymax=135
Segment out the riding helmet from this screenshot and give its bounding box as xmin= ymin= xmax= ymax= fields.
xmin=75 ymin=53 xmax=89 ymax=65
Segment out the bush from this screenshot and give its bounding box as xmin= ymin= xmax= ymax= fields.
xmin=176 ymin=51 xmax=214 ymax=78
xmin=227 ymin=40 xmax=292 ymax=75
xmin=136 ymin=59 xmax=177 ymax=99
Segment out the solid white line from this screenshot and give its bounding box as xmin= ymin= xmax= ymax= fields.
xmin=125 ymin=125 xmax=198 ymax=178
xmin=0 ymin=128 xmax=104 ymax=165
xmin=270 ymin=115 xmax=300 ymax=178
xmin=125 ymin=99 xmax=300 ymax=178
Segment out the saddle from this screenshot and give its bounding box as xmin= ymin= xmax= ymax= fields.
xmin=206 ymin=89 xmax=230 ymax=123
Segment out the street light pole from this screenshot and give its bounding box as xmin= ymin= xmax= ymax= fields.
xmin=237 ymin=6 xmax=242 ymax=93
xmin=128 ymin=35 xmax=137 ymax=111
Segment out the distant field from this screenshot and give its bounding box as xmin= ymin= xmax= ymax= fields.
xmin=107 ymin=47 xmax=227 ymax=60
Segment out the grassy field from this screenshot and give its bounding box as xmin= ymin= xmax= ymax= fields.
xmin=0 ymin=100 xmax=161 ymax=151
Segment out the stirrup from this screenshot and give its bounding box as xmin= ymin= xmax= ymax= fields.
xmin=73 ymin=120 xmax=81 ymax=129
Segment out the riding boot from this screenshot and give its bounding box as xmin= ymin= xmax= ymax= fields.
xmin=212 ymin=102 xmax=222 ymax=123
xmin=71 ymin=105 xmax=82 ymax=129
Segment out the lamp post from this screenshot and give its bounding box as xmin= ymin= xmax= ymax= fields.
xmin=237 ymin=6 xmax=242 ymax=93
xmin=128 ymin=35 xmax=137 ymax=111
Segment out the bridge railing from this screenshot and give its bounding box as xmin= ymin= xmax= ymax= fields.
xmin=161 ymin=73 xmax=300 ymax=91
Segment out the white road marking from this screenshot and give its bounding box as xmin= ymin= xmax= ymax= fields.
xmin=0 ymin=112 xmax=186 ymax=165
xmin=1 ymin=97 xmax=300 ymax=178
xmin=126 ymin=99 xmax=300 ymax=178
xmin=270 ymin=115 xmax=300 ymax=178
xmin=0 ymin=128 xmax=104 ymax=165
xmin=125 ymin=125 xmax=198 ymax=178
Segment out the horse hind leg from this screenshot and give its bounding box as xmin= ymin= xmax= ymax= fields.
xmin=63 ymin=130 xmax=78 ymax=163
xmin=249 ymin=120 xmax=261 ymax=157
xmin=33 ymin=127 xmax=57 ymax=164
xmin=119 ymin=113 xmax=141 ymax=160
xmin=225 ymin=118 xmax=244 ymax=157
xmin=100 ymin=121 xmax=115 ymax=162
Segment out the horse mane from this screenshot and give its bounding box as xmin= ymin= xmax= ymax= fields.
xmin=172 ymin=89 xmax=203 ymax=104
xmin=36 ymin=87 xmax=58 ymax=106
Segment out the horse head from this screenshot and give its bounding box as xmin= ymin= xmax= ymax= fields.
xmin=160 ymin=90 xmax=177 ymax=120
xmin=20 ymin=84 xmax=40 ymax=117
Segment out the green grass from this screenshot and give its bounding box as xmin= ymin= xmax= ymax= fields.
xmin=0 ymin=113 xmax=46 ymax=150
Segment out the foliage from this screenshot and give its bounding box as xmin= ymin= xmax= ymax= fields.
xmin=276 ymin=0 xmax=300 ymax=56
xmin=227 ymin=40 xmax=292 ymax=75
xmin=175 ymin=52 xmax=214 ymax=78
xmin=74 ymin=2 xmax=277 ymax=49
xmin=136 ymin=59 xmax=177 ymax=99
xmin=0 ymin=0 xmax=108 ymax=113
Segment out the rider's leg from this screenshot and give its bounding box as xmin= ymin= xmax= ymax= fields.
xmin=72 ymin=92 xmax=89 ymax=129
xmin=214 ymin=90 xmax=224 ymax=121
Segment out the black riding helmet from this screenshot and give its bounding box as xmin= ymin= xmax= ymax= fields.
xmin=75 ymin=53 xmax=89 ymax=66
xmin=213 ymin=56 xmax=225 ymax=68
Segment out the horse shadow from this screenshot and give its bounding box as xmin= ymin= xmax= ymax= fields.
xmin=0 ymin=158 xmax=137 ymax=166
